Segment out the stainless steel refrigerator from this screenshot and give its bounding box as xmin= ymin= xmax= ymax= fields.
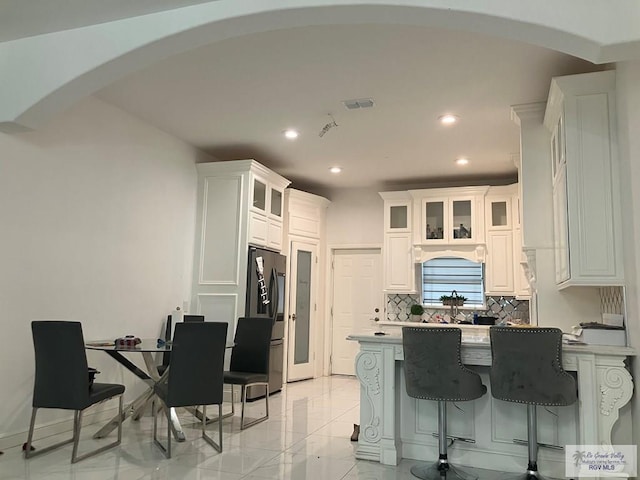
xmin=245 ymin=246 xmax=286 ymax=400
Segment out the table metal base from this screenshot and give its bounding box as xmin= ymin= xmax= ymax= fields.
xmin=92 ymin=350 xmax=186 ymax=442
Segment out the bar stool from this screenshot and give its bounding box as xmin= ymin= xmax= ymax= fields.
xmin=490 ymin=327 xmax=577 ymax=480
xmin=403 ymin=327 xmax=486 ymax=480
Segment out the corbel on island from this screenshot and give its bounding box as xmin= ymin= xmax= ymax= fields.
xmin=348 ymin=326 xmax=634 ymax=479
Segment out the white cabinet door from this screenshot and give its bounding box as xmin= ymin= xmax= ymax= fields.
xmin=421 ymin=196 xmax=477 ymax=244
xmin=380 ymin=192 xmax=414 ymax=293
xmin=267 ymin=220 xmax=283 ymax=251
xmin=384 ymin=233 xmax=415 ymax=292
xmin=450 ymin=197 xmax=475 ymax=242
xmin=422 ymin=198 xmax=447 ymax=243
xmin=486 ymin=231 xmax=514 ymax=294
xmin=251 ymin=175 xmax=268 ymax=213
xmin=552 ymin=165 xmax=570 ymax=284
xmin=250 ymin=173 xmax=288 ymax=250
xmin=414 ymin=188 xmax=487 ymax=245
xmin=248 ymin=211 xmax=268 ymax=247
xmin=486 ymin=197 xmax=512 ymax=231
xmin=269 ymin=187 xmax=283 ymax=219
xmin=545 ymin=71 xmax=623 ymax=287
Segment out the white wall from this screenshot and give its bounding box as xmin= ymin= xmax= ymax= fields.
xmin=0 ymin=96 xmax=211 ymax=445
xmin=325 ymin=187 xmax=384 ymax=247
xmin=615 ymin=59 xmax=640 ymax=445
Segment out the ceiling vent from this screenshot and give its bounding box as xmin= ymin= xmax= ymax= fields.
xmin=343 ymin=98 xmax=375 ymax=110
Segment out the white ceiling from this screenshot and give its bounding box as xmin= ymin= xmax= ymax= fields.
xmin=0 ymin=0 xmax=215 ymax=42
xmin=1 ymin=1 xmax=601 ymax=195
xmin=96 ymin=24 xmax=600 ymax=194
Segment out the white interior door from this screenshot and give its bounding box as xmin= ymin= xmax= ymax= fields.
xmin=287 ymin=240 xmax=318 ymax=381
xmin=331 ymin=248 xmax=382 ymax=376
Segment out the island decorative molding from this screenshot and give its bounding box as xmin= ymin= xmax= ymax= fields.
xmin=348 ymin=332 xmax=635 ymax=478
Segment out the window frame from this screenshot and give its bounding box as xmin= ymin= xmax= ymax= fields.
xmin=420 ymin=256 xmax=485 ymax=308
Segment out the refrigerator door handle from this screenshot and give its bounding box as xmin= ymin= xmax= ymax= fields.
xmin=268 ymin=267 xmax=277 ymax=321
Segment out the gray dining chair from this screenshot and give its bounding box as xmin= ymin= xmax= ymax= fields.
xmin=26 ymin=321 xmax=125 ymax=463
xmin=490 ymin=326 xmax=577 ymax=480
xmin=153 ymin=321 xmax=228 ymax=458
xmin=158 ymin=314 xmax=205 ymax=376
xmin=224 ymin=317 xmax=273 ymax=429
xmin=403 ymin=327 xmax=486 ymax=480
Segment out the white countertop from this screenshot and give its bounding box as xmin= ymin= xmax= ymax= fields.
xmin=348 ymin=330 xmax=637 ymax=356
xmin=376 ymin=321 xmax=490 ymax=342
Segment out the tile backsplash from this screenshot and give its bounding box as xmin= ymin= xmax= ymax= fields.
xmin=600 ymin=286 xmax=625 ymax=315
xmin=386 ymin=293 xmax=530 ymax=324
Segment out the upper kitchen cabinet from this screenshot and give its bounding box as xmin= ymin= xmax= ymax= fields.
xmin=484 ymin=184 xmax=530 ymax=297
xmin=410 ymin=187 xmax=489 ymax=246
xmin=284 ymin=189 xmax=330 ymax=241
xmin=197 ymin=160 xmax=291 ymax=256
xmin=380 ymin=191 xmax=417 ymax=292
xmin=247 ymin=166 xmax=291 ymax=251
xmin=544 ymin=71 xmax=624 ymax=288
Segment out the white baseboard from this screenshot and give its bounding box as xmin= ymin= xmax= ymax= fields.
xmin=2 ymin=387 xmax=238 ymax=451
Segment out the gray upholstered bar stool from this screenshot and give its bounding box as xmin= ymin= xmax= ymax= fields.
xmin=403 ymin=327 xmax=487 ymax=480
xmin=490 ymin=327 xmax=577 ymax=480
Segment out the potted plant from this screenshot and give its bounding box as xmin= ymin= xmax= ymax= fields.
xmin=410 ymin=304 xmax=425 ymax=322
xmin=439 ymin=295 xmax=467 ymax=306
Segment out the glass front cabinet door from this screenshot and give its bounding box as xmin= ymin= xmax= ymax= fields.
xmin=420 ymin=196 xmax=476 ymax=244
xmin=380 ymin=191 xmax=415 ymax=292
xmin=424 ymin=200 xmax=445 ymax=242
xmin=270 ymin=188 xmax=283 ymax=218
xmin=451 ymin=199 xmax=473 ymax=240
xmin=252 ymin=177 xmax=267 ymax=213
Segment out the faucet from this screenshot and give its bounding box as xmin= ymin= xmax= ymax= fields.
xmin=450 ymin=290 xmax=459 ymax=321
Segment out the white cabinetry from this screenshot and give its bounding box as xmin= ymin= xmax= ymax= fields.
xmin=485 ymin=192 xmax=514 ymax=294
xmin=512 ymin=194 xmax=531 ymax=297
xmin=544 ymin=70 xmax=624 ymax=288
xmin=284 ymin=189 xmax=329 ymax=241
xmin=380 ymin=185 xmax=529 ymax=296
xmin=411 ymin=187 xmax=488 ymax=247
xmin=485 ymin=186 xmax=531 ymax=297
xmin=380 ymin=192 xmax=416 ymax=293
xmin=248 ymin=170 xmax=290 ymax=251
xmin=190 ymin=160 xmax=290 ymax=335
xmin=284 ymin=189 xmax=330 ymax=381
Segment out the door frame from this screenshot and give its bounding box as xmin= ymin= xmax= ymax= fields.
xmin=323 ymin=244 xmax=383 ymax=376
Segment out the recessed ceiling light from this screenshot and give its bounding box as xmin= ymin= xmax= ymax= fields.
xmin=439 ymin=114 xmax=459 ymax=125
xmin=456 ymin=158 xmax=469 ymax=166
xmin=329 ymin=166 xmax=342 ymax=174
xmin=284 ymin=129 xmax=299 ymax=139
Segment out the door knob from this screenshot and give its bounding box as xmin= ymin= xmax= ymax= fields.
xmin=291 ymin=313 xmax=297 ymax=322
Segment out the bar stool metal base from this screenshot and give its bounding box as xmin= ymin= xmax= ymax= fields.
xmin=410 ymin=458 xmax=478 ymax=480
xmin=497 ymin=472 xmax=553 ymax=480
xmin=496 ymin=462 xmax=563 ymax=480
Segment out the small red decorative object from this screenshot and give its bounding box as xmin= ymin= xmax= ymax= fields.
xmin=115 ymin=335 xmax=141 ymax=347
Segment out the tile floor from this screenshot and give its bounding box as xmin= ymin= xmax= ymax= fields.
xmin=0 ymin=375 xmax=430 ymax=480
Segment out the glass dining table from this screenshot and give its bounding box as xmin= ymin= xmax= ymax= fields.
xmin=85 ymin=338 xmax=188 ymax=441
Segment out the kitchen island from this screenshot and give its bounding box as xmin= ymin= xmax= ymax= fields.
xmin=348 ymin=327 xmax=635 ymax=478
